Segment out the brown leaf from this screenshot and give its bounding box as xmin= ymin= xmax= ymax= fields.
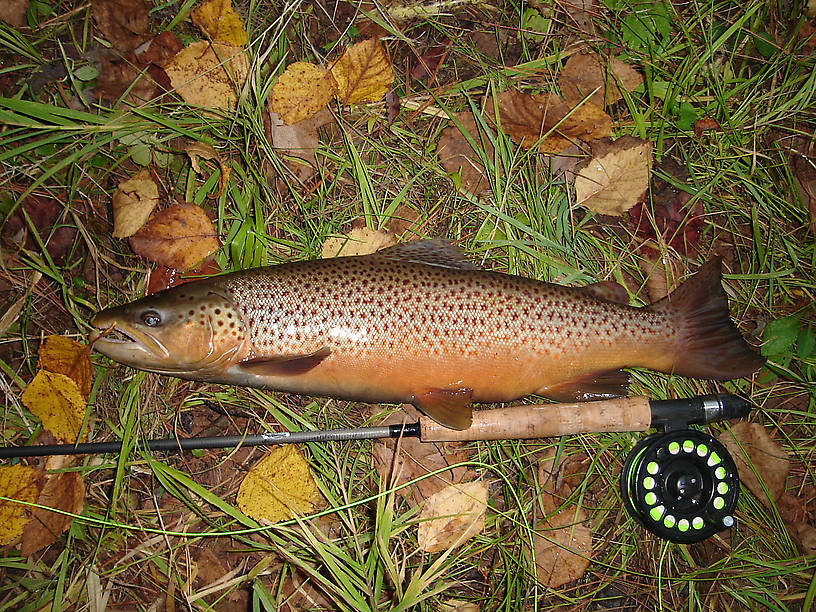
xmin=718 ymin=422 xmax=790 ymax=507
xmin=559 ymin=53 xmax=643 ymax=107
xmin=417 ymin=481 xmax=488 ymax=552
xmin=269 ymin=62 xmax=337 ymax=125
xmin=145 ymin=259 xmax=222 ymax=295
xmin=38 ymin=336 xmax=93 ymax=399
xmin=264 ymin=108 xmax=333 ymax=181
xmin=530 ymin=508 xmax=592 ymax=588
xmin=130 ymin=202 xmax=220 ymax=271
xmin=183 ymin=142 xmax=231 ymax=198
xmin=491 ymin=91 xmax=611 ymax=153
xmin=3 ymin=193 xmax=76 ymax=263
xmin=437 ymin=111 xmax=496 ymax=195
xmin=93 ymin=52 xmax=167 ymax=106
xmin=372 ymin=405 xmax=473 ymax=505
xmin=21 ymin=471 xmax=84 ymax=556
xmin=0 ymin=0 xmax=28 ymax=27
xmin=329 ymin=38 xmax=394 ymax=105
xmin=134 ymin=31 xmax=183 ymax=66
xmin=638 ymin=253 xmax=683 ymax=303
xmin=574 ymin=136 xmax=652 ymax=215
xmin=112 ymin=169 xmax=159 ymax=238
xmin=321 ymin=227 xmax=395 ymax=258
xmin=164 ymin=42 xmax=249 ymax=111
xmin=791 ymin=154 xmax=816 ymax=235
xmin=91 ymin=0 xmax=152 ymax=53
xmin=191 ymin=0 xmax=248 ymax=46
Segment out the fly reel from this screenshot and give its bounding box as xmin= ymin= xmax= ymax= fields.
xmin=620 ymin=429 xmax=740 ymax=543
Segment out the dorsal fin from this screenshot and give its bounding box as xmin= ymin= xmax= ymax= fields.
xmin=370 ymin=239 xmax=480 ymax=270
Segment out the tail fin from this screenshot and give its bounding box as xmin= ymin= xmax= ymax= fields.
xmin=648 ymin=258 xmax=764 ymax=379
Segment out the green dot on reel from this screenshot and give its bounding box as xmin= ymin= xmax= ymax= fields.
xmin=692 ymin=517 xmax=705 ymax=530
xmin=643 ymin=476 xmax=656 ymax=489
xmin=644 ymin=492 xmax=657 ymax=505
xmin=708 ymin=452 xmax=721 ymax=467
xmin=668 ymin=441 xmax=680 ymax=454
xmin=677 ymin=519 xmax=690 ymax=532
xmin=717 ymin=482 xmax=729 ymax=495
xmin=683 ymin=440 xmax=694 ymax=453
xmin=647 ymin=461 xmax=659 ymax=475
xmin=650 ymin=505 xmax=665 ymax=521
xmin=663 ymin=515 xmax=676 ymax=528
xmin=715 ymin=466 xmax=726 ymax=479
xmin=696 ymin=444 xmax=709 ymax=457
xmin=713 ymin=496 xmax=725 ymax=510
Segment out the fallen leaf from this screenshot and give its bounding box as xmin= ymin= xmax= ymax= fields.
xmin=530 ymin=507 xmax=592 ymax=588
xmin=94 ymin=53 xmax=168 ymax=107
xmin=562 ymin=0 xmax=597 ymax=39
xmin=21 ymin=471 xmax=84 ymax=556
xmin=437 ymin=111 xmax=496 ymax=194
xmin=410 ymin=41 xmax=450 ymax=82
xmin=490 ymin=91 xmax=611 ymax=153
xmin=321 ymin=227 xmax=396 ymax=258
xmin=191 ymin=0 xmax=248 ymax=46
xmin=276 ymin=570 xmax=335 ymax=611
xmin=372 ymin=404 xmax=473 ymax=505
xmin=628 ymin=158 xmax=703 ymax=257
xmin=236 ymin=445 xmax=324 ymax=523
xmin=385 ymin=203 xmax=423 ymax=238
xmin=183 ymin=142 xmax=231 ymax=198
xmin=264 ymin=108 xmax=333 ymax=181
xmin=0 ymin=0 xmax=28 ymax=27
xmin=574 ymin=136 xmax=652 ymax=215
xmin=329 ymin=38 xmax=393 ymax=105
xmin=38 ymin=336 xmax=93 ymax=399
xmin=2 ymin=193 xmax=77 ymax=263
xmin=21 ymin=371 xmax=87 ymax=444
xmin=559 ymin=53 xmax=644 ymax=107
xmin=439 ymin=601 xmax=480 ymax=612
xmin=718 ymin=422 xmax=790 ymax=507
xmin=0 ymin=465 xmax=40 ymax=546
xmin=791 ymin=154 xmax=816 ymax=235
xmin=418 ymin=481 xmax=488 ymax=552
xmin=134 ymin=31 xmax=183 ymax=66
xmin=112 ymin=169 xmax=159 ymax=238
xmin=91 ymin=0 xmax=152 ymax=52
xmin=638 ymin=253 xmax=683 ymax=302
xmin=145 ymin=259 xmax=223 ymax=295
xmin=130 ymin=202 xmax=221 ymax=271
xmin=269 ymin=62 xmax=337 ymax=125
xmin=164 ymin=41 xmax=249 ymax=111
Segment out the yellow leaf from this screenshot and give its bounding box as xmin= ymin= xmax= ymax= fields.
xmin=236 ymin=446 xmax=324 ymax=523
xmin=164 ymin=41 xmax=249 ymax=111
xmin=38 ymin=335 xmax=93 ymax=399
xmin=417 ymin=481 xmax=488 ymax=552
xmin=329 ymin=38 xmax=393 ymax=105
xmin=112 ymin=169 xmax=159 ymax=239
xmin=191 ymin=0 xmax=248 ymax=46
xmin=574 ymin=136 xmax=652 ymax=215
xmin=21 ymin=371 xmax=87 ymax=444
xmin=270 ymin=62 xmax=337 ymax=125
xmin=0 ymin=465 xmax=41 ymax=546
xmin=321 ymin=226 xmax=396 ymax=258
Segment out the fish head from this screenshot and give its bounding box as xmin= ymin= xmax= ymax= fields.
xmin=89 ymin=283 xmax=249 ymax=376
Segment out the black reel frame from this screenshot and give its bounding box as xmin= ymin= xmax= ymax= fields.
xmin=619 ymin=395 xmax=749 ymax=543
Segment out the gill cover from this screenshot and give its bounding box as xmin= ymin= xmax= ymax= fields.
xmin=89 ymin=283 xmax=248 ymax=376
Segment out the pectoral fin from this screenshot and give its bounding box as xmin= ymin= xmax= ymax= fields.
xmin=412 ymin=388 xmax=473 ymax=430
xmin=238 ymin=347 xmax=331 ymax=376
xmin=539 ymin=369 xmax=631 ymax=402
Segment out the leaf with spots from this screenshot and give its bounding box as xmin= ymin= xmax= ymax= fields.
xmin=236 ymin=445 xmax=324 ymax=523
xmin=328 ymin=38 xmax=393 ymax=105
xmin=418 ymin=480 xmax=488 ymax=552
xmin=321 ymin=226 xmax=396 ymax=258
xmin=0 ymin=465 xmax=40 ymax=546
xmin=21 ymin=371 xmax=88 ymax=444
xmin=38 ymin=336 xmax=93 ymax=399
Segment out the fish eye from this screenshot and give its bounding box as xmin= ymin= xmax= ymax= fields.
xmin=141 ymin=310 xmax=162 ymax=327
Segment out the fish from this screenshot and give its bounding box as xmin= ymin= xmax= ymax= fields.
xmin=89 ymin=240 xmax=764 ymax=430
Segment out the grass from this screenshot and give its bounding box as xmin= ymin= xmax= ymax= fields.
xmin=1 ymin=0 xmax=815 ymax=609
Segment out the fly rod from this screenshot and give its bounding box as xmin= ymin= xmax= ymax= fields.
xmin=0 ymin=394 xmax=749 ymax=458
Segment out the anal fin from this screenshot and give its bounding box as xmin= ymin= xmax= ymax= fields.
xmin=238 ymin=347 xmax=331 ymax=376
xmin=539 ymin=369 xmax=631 ymax=403
xmin=413 ymin=388 xmax=473 ymax=430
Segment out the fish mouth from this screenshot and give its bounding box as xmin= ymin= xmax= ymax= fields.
xmin=89 ymin=316 xmax=170 ymax=364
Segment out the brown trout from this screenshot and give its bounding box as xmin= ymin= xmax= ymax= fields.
xmin=89 ymin=241 xmax=763 ymax=429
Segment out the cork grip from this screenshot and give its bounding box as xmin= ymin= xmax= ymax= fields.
xmin=420 ymin=396 xmax=653 ymax=441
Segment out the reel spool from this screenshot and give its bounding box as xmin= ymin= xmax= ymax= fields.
xmin=620 ymin=429 xmax=740 ymax=543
